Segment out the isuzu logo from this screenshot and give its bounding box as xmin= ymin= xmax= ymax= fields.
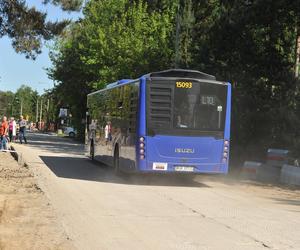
xmin=175 ymin=148 xmax=195 ymax=154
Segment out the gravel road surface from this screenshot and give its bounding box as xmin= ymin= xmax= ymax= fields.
xmin=12 ymin=133 xmax=300 ymax=250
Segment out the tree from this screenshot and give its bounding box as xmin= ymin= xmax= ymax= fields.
xmin=14 ymin=85 xmax=39 ymax=120
xmin=49 ymin=0 xmax=300 ymax=161
xmin=0 ymin=0 xmax=82 ymax=59
xmin=175 ymin=0 xmax=195 ymax=67
xmin=190 ymin=0 xmax=300 ymax=159
xmin=0 ymin=85 xmax=39 ymax=120
xmin=49 ymin=0 xmax=177 ymax=138
xmin=0 ymin=91 xmax=15 ymax=116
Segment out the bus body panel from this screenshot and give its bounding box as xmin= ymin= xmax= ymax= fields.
xmin=139 ymin=135 xmax=227 ymax=173
xmin=86 ymin=80 xmax=140 ymax=172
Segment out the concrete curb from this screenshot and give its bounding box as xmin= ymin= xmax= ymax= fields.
xmin=9 ymin=145 xmax=25 ymax=166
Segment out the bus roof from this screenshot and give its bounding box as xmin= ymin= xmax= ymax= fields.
xmin=88 ymin=69 xmax=219 ymax=96
xmin=144 ymin=69 xmax=216 ymax=81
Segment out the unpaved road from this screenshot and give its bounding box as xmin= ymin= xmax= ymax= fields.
xmin=0 ymin=152 xmax=73 ymax=249
xmin=12 ymin=133 xmax=300 ymax=250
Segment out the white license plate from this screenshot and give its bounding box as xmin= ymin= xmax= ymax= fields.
xmin=174 ymin=166 xmax=194 ymax=172
xmin=153 ymin=162 xmax=168 ymax=171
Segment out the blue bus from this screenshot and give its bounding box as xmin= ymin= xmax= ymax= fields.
xmin=86 ymin=69 xmax=231 ymax=174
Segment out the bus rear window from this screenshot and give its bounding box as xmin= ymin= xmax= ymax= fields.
xmin=174 ymin=81 xmax=227 ymax=131
xmin=147 ymin=79 xmax=228 ymax=136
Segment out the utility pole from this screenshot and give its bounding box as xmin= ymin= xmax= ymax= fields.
xmin=39 ymin=98 xmax=43 ymax=130
xmin=20 ymin=100 xmax=23 ymax=116
xmin=295 ymin=34 xmax=300 ymax=78
xmin=46 ymin=98 xmax=50 ymax=130
xmin=36 ymin=98 xmax=39 ymax=124
xmin=47 ymin=99 xmax=49 ymax=112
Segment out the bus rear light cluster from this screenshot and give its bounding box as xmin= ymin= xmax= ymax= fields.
xmin=223 ymin=140 xmax=229 ymax=163
xmin=139 ymin=137 xmax=145 ymax=160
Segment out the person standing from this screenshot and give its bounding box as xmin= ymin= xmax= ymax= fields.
xmin=8 ymin=117 xmax=16 ymax=142
xmin=105 ymin=121 xmax=112 ymax=144
xmin=19 ymin=115 xmax=27 ymax=144
xmin=0 ymin=116 xmax=9 ymax=150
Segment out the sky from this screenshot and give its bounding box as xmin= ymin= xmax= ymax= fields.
xmin=0 ymin=0 xmax=82 ymax=94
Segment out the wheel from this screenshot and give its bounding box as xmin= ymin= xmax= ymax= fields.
xmin=114 ymin=146 xmax=121 ymax=175
xmin=90 ymin=141 xmax=95 ymax=161
xmin=69 ymin=132 xmax=75 ymax=137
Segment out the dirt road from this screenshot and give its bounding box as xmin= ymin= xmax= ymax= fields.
xmin=0 ymin=152 xmax=73 ymax=249
xmin=12 ymin=133 xmax=300 ymax=250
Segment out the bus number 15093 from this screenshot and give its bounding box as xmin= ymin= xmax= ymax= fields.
xmin=176 ymin=81 xmax=193 ymax=89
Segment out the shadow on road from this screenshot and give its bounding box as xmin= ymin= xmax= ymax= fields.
xmin=25 ymin=133 xmax=84 ymax=155
xmin=271 ymin=198 xmax=300 ymax=206
xmin=40 ymin=156 xmax=210 ymax=188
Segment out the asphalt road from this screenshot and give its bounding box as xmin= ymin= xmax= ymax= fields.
xmin=12 ymin=133 xmax=300 ymax=250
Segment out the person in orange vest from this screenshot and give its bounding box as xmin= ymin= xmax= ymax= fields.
xmin=0 ymin=116 xmax=9 ymax=150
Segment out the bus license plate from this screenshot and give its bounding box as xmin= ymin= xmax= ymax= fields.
xmin=153 ymin=162 xmax=168 ymax=171
xmin=174 ymin=166 xmax=194 ymax=172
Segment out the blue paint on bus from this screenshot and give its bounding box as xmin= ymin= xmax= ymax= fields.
xmin=86 ymin=69 xmax=231 ymax=174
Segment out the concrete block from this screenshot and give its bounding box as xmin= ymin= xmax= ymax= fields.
xmin=257 ymin=164 xmax=281 ymax=183
xmin=266 ymin=148 xmax=289 ymax=167
xmin=240 ymin=161 xmax=262 ymax=180
xmin=280 ymin=164 xmax=300 ymax=186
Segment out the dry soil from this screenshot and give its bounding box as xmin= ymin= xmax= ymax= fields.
xmin=0 ymin=152 xmax=73 ymax=250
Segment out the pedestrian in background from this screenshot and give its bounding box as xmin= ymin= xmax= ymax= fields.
xmin=8 ymin=117 xmax=16 ymax=142
xmin=0 ymin=116 xmax=9 ymax=150
xmin=19 ymin=115 xmax=27 ymax=144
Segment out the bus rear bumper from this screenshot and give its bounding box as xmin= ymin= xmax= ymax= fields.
xmin=137 ymin=161 xmax=229 ymax=174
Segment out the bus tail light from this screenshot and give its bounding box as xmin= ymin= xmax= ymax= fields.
xmin=223 ymin=140 xmax=229 ymax=163
xmin=139 ymin=137 xmax=145 ymax=159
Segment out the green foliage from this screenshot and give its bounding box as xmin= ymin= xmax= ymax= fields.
xmin=49 ymin=0 xmax=300 ymax=160
xmin=80 ymin=0 xmax=176 ymax=86
xmin=0 ymin=0 xmax=82 ymax=59
xmin=174 ymin=0 xmax=195 ymax=67
xmin=0 ymin=85 xmax=38 ymax=120
xmin=14 ymin=85 xmax=39 ymax=120
xmin=0 ymin=91 xmax=15 ymax=117
xmin=49 ymin=0 xmax=177 ymax=138
xmin=189 ymin=0 xmax=300 ymax=160
xmin=43 ymin=0 xmax=83 ymax=11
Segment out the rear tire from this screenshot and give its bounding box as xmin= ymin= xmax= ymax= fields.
xmin=90 ymin=141 xmax=95 ymax=161
xmin=69 ymin=132 xmax=75 ymax=137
